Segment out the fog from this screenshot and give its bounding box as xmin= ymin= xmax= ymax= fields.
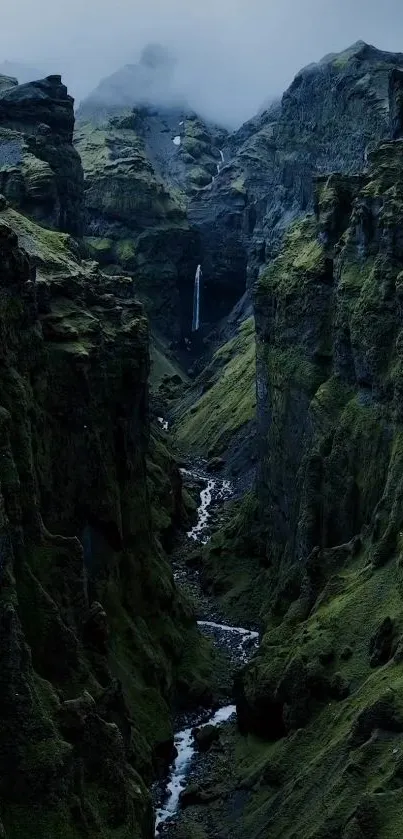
xmin=2 ymin=0 xmax=403 ymax=127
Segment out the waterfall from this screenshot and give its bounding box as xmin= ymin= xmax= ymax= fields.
xmin=192 ymin=264 xmax=202 ymax=332
xmin=216 ymin=149 xmax=225 ymax=175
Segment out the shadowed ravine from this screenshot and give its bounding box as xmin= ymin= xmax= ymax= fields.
xmin=154 ymin=465 xmax=259 ymax=834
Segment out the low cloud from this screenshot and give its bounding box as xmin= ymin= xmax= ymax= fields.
xmin=2 ymin=0 xmax=403 ymax=126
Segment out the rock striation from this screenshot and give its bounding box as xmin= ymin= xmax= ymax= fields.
xmin=231 ymin=122 xmax=403 ymax=839
xmin=0 ymin=75 xmax=84 ymax=235
xmin=0 ymin=75 xmax=212 ymax=838
xmin=189 ymin=41 xmax=403 ymax=322
xmin=75 ymin=114 xmax=201 ymax=341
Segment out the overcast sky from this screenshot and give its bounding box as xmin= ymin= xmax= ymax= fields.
xmin=2 ymin=0 xmax=403 ymax=126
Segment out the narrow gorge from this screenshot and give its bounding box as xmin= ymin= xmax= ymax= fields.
xmin=1 ymin=36 xmax=403 ymax=839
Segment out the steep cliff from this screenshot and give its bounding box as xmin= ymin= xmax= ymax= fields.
xmin=75 ymin=114 xmax=201 ymax=341
xmin=224 ymin=133 xmax=403 ymax=839
xmin=0 ymin=74 xmax=83 ymax=235
xmin=189 ymin=41 xmax=403 ymax=323
xmin=0 ymin=62 xmax=218 ymax=835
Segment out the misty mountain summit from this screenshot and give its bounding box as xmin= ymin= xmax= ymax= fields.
xmin=78 ymin=42 xmax=189 ymax=122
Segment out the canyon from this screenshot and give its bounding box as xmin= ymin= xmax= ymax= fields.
xmin=1 ymin=38 xmax=403 ymax=839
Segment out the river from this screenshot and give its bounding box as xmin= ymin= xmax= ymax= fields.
xmin=154 ymin=465 xmax=259 ymax=834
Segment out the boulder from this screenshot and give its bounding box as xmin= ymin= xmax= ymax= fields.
xmin=58 ymin=691 xmax=96 ymax=741
xmin=83 ymin=602 xmax=109 ymax=654
xmin=192 ymin=723 xmax=220 ymax=751
xmin=179 ymin=783 xmax=221 ymax=808
xmin=207 ymin=457 xmax=225 ymax=473
xmin=179 ymin=783 xmax=204 ymax=808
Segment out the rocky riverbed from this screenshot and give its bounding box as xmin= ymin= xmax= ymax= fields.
xmin=154 ymin=465 xmax=260 ymax=836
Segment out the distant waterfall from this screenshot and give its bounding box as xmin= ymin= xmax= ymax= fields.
xmin=192 ymin=264 xmax=202 ymax=332
xmin=217 ymin=149 xmax=225 ymax=175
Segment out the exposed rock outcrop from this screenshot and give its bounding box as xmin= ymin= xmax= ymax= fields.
xmin=0 ymin=75 xmax=83 ymax=234
xmin=75 ymin=115 xmax=200 ymax=340
xmin=189 ymin=41 xmax=403 ymax=324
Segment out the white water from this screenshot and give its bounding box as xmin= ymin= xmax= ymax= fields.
xmin=198 ymin=621 xmax=259 ymax=663
xmin=185 ymin=473 xmax=232 ymax=544
xmin=173 ymin=136 xmax=181 ymax=146
xmin=155 ymin=705 xmax=236 ymax=832
xmin=154 ymin=467 xmax=258 ymax=833
xmin=198 ymin=620 xmax=258 ymax=640
xmin=157 ymin=417 xmax=169 ymax=431
xmin=192 ymin=264 xmax=202 ymax=333
xmin=216 ymin=149 xmax=225 ymax=175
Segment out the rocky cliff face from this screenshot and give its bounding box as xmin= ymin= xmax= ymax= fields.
xmin=77 ymin=45 xmax=231 ymax=339
xmin=0 ymin=74 xmax=84 ymax=235
xmin=189 ymin=41 xmax=403 ymax=324
xmin=230 ymin=129 xmax=403 ymax=839
xmin=0 ymin=203 xmax=215 ymax=838
xmin=75 ymin=113 xmax=202 ymax=342
xmin=0 ymin=76 xmax=214 ymax=835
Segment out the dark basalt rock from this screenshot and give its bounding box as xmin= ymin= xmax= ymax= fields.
xmin=0 ymin=76 xmax=75 ymax=140
xmin=179 ymin=782 xmax=221 ymax=808
xmin=0 ymin=73 xmax=18 ymax=95
xmin=58 ymin=692 xmax=97 ymax=741
xmin=187 ymin=41 xmax=403 ymax=327
xmin=83 ymin=601 xmax=109 ymax=654
xmin=349 ymin=695 xmax=403 ymax=748
xmin=0 ymin=75 xmax=84 ymax=234
xmin=389 ymin=68 xmax=403 ymax=139
xmin=369 ymin=617 xmax=396 ymax=667
xmin=0 ymin=198 xmax=209 ymax=837
xmin=192 ymin=723 xmax=220 ymax=751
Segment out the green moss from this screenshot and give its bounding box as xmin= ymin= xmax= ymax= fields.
xmin=149 ymin=337 xmax=187 ymax=391
xmin=231 ymin=542 xmax=403 ymax=836
xmin=3 ymin=804 xmax=85 ymax=839
xmin=258 ymin=217 xmax=325 ymax=296
xmin=174 ymin=317 xmax=256 ymax=456
xmin=85 ymin=236 xmax=114 ymax=263
xmin=115 ymin=238 xmax=136 ymax=266
xmin=231 ymin=175 xmax=246 ymax=193
xmin=3 ymin=208 xmax=79 ymax=274
xmin=188 ymin=166 xmax=212 ymax=188
xmin=201 ymin=491 xmax=265 ymax=626
xmin=265 ymin=346 xmax=322 ymax=394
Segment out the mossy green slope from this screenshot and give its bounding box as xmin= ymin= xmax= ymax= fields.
xmin=172 ymin=317 xmax=256 ymax=460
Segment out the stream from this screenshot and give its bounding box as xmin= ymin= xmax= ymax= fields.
xmin=154 ymin=464 xmax=259 ymax=834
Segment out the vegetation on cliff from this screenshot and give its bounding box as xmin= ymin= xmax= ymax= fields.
xmin=0 ymin=202 xmax=218 ymax=838
xmin=212 ymin=138 xmax=403 ymax=839
xmin=172 ymin=317 xmax=256 ymax=465
xmin=0 ymin=72 xmax=215 ymax=839
xmin=4 ymin=38 xmax=403 ymax=839
xmin=75 ymin=115 xmax=200 ymax=342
